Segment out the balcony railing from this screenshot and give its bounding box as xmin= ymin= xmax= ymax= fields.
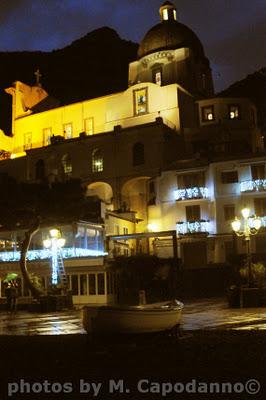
xmin=174 ymin=187 xmax=209 ymax=201
xmin=176 ymin=220 xmax=210 ymax=235
xmin=240 ymin=179 xmax=266 ymax=193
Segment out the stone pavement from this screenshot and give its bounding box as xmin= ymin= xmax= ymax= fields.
xmin=182 ymin=298 xmax=266 ymax=330
xmin=0 ymin=309 xmax=86 ymax=335
xmin=0 ymin=298 xmax=266 ymax=335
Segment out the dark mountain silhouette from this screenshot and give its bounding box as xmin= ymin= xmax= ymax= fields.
xmin=0 ymin=27 xmax=138 ymax=134
xmin=0 ymin=26 xmax=265 ymax=135
xmin=218 ymin=68 xmax=266 ymax=130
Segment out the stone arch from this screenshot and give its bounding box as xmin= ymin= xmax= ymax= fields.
xmin=121 ymin=176 xmax=151 ymax=227
xmin=87 ymin=182 xmax=113 ymax=204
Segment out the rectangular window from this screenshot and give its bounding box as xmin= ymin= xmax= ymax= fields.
xmin=153 ymin=69 xmax=162 ymax=86
xmin=228 ymin=104 xmax=240 ymax=120
xmin=89 ymin=274 xmax=96 ymax=295
xmin=148 ymin=180 xmax=156 ymax=205
xmin=84 ymin=117 xmax=94 ymax=135
xmin=63 ymin=123 xmax=73 ymax=139
xmin=224 ymin=204 xmax=235 ymax=221
xmin=92 ymin=149 xmax=103 ymax=173
xmin=24 ymin=132 xmax=32 ymax=150
xmin=221 ymin=171 xmax=238 ymax=184
xmin=43 ymin=128 xmax=52 ymax=146
xmin=80 ymin=275 xmax=87 ymax=295
xmin=162 ymin=9 xmax=169 ymax=20
xmin=71 ymin=275 xmax=78 ymax=295
xmin=254 ymin=198 xmax=266 ymax=216
xmin=186 ymin=205 xmax=201 ymax=222
xmin=123 ymin=227 xmax=128 ymax=235
xmin=134 ymin=88 xmax=148 ymax=115
xmin=178 ymin=172 xmax=205 ymax=188
xmin=97 ymin=273 xmax=105 ymax=295
xmin=251 ymin=164 xmax=265 ymax=180
xmin=202 ymin=105 xmax=214 ymax=122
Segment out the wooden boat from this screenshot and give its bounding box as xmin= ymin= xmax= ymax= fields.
xmin=83 ymin=300 xmax=184 ymax=334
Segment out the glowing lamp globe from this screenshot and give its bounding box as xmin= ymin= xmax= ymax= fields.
xmin=49 ymin=228 xmax=61 ymax=238
xmin=147 ymin=223 xmax=158 ymax=232
xmin=231 ymin=218 xmax=241 ymax=232
xmin=253 ymin=217 xmax=262 ymax=231
xmin=57 ymin=238 xmax=66 ymax=248
xmin=241 ymin=208 xmax=250 ymax=219
xmin=43 ymin=239 xmax=51 ymax=248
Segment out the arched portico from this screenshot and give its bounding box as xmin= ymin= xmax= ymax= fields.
xmin=87 ymin=182 xmax=113 ymax=204
xmin=121 ymin=176 xmax=151 ymax=231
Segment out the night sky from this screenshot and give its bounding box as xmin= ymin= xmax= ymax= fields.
xmin=0 ymin=0 xmax=265 ymax=92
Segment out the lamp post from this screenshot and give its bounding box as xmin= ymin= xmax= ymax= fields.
xmin=43 ymin=228 xmax=66 ymax=286
xmin=231 ymin=208 xmax=262 ymax=287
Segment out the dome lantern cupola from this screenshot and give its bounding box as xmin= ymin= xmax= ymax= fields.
xmin=159 ymin=1 xmax=177 ymax=22
xmin=128 ymin=1 xmax=214 ymax=97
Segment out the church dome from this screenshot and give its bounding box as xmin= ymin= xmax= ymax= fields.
xmin=138 ymin=2 xmax=204 ymax=59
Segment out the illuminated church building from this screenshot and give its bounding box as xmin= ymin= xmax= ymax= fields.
xmin=0 ymin=2 xmax=265 ymax=301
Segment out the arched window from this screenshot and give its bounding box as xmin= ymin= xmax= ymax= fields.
xmin=92 ymin=149 xmax=103 ymax=172
xmin=35 ymin=159 xmax=45 ymax=181
xmin=62 ymin=154 xmax=72 ymax=177
xmin=133 ymin=142 xmax=145 ymax=166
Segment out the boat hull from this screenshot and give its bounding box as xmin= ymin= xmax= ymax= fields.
xmin=83 ymin=300 xmax=183 ymax=334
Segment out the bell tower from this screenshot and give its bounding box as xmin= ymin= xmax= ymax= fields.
xmin=159 ymin=1 xmax=177 ymax=22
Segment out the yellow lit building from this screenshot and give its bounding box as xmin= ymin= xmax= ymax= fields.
xmin=0 ymin=1 xmax=264 ymax=300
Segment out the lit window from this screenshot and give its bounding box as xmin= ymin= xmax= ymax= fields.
xmin=153 ymin=69 xmax=162 ymax=86
xmin=92 ymin=148 xmax=103 ymax=172
xmin=228 ymin=104 xmax=240 ymax=120
xmin=24 ymin=132 xmax=32 ymax=150
xmin=134 ymin=88 xmax=148 ymax=115
xmin=63 ymin=123 xmax=73 ymax=139
xmin=84 ymin=118 xmax=94 ymax=135
xmin=61 ymin=154 xmax=72 ymax=177
xmin=202 ymin=106 xmax=214 ymax=122
xmin=162 ymin=9 xmax=168 ymax=20
xmin=43 ymin=128 xmax=52 ymax=146
xmin=173 ymin=9 xmax=177 ymax=20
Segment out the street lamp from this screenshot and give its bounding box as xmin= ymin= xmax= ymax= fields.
xmin=231 ymin=208 xmax=262 ymax=287
xmin=43 ymin=228 xmax=66 ymax=286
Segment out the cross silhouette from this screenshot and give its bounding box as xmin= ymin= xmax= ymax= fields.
xmin=34 ymin=69 xmax=42 ymax=86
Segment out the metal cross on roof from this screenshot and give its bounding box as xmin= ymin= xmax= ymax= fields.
xmin=34 ymin=69 xmax=42 ymax=86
